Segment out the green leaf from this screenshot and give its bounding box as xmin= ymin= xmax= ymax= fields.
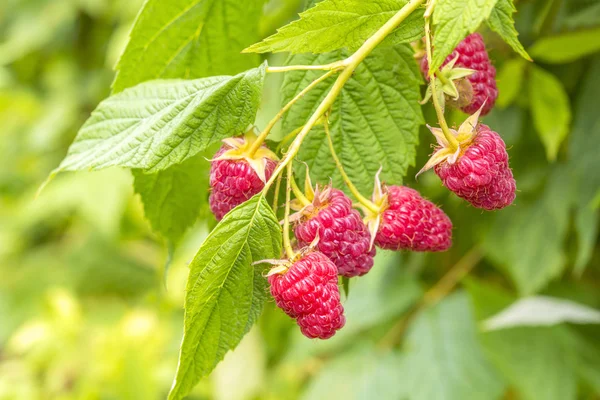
xmin=402 ymin=293 xmax=505 ymax=400
xmin=482 ymin=327 xmax=578 ymax=400
xmin=467 ymin=280 xmax=580 ymax=400
xmin=496 ymin=58 xmax=527 ymax=108
xmin=301 ymin=345 xmax=407 ymax=400
xmin=56 ymin=65 xmax=266 ymax=174
xmin=529 ymin=66 xmax=571 ymax=161
xmin=529 ymin=27 xmax=600 ymax=64
xmin=568 ymin=57 xmax=600 ymax=275
xmin=482 ymin=296 xmax=600 ymax=331
xmin=244 ymin=0 xmax=424 ymax=54
xmin=282 ymin=46 xmax=423 ymax=195
xmin=431 ymin=0 xmax=500 ymax=72
xmin=133 ymin=154 xmax=208 ymax=244
xmin=168 ymin=195 xmax=281 ymax=400
xmin=484 ymin=169 xmax=572 ymax=295
xmin=112 ymin=0 xmax=265 ymax=93
xmin=574 ymin=205 xmax=598 ymax=276
xmin=487 ymin=0 xmax=531 ymax=61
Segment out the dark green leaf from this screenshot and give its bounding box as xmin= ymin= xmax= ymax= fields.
xmin=282 ymin=46 xmax=423 ymax=195
xmin=168 ymin=195 xmax=281 ymax=400
xmin=133 ymin=154 xmax=209 ymax=244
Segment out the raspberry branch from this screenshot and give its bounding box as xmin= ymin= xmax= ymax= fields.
xmin=290 ymin=174 xmax=311 ymax=207
xmin=265 ymin=62 xmax=344 ymax=74
xmin=424 ymin=18 xmax=460 ymax=151
xmin=283 ymin=163 xmax=296 ymax=259
xmin=248 ymin=70 xmax=338 ymax=157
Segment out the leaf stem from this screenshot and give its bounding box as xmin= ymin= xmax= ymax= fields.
xmin=283 ymin=164 xmax=296 ymax=259
xmin=266 ymin=62 xmax=343 ymax=73
xmin=263 ymin=0 xmax=426 ymax=193
xmin=424 ymin=18 xmax=459 ymax=150
xmin=324 ymin=117 xmax=379 ymax=213
xmin=290 ymin=174 xmax=311 ymax=206
xmin=249 ymin=70 xmax=338 ymax=156
xmin=272 ymin=172 xmax=283 ymax=211
xmin=276 ymin=125 xmax=306 ymax=153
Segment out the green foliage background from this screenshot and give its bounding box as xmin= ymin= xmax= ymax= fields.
xmin=1 ymin=0 xmax=600 ymax=399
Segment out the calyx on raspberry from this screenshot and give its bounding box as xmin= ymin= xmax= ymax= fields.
xmin=209 ymin=130 xmax=278 ymax=220
xmin=418 ymin=105 xmax=516 ymax=210
xmin=266 ymin=251 xmax=345 ymax=340
xmin=361 ymin=172 xmax=452 ymax=252
xmin=421 ymin=33 xmax=498 ymax=116
xmin=291 ymin=183 xmax=376 ymax=278
xmin=421 ymin=54 xmax=476 ymax=110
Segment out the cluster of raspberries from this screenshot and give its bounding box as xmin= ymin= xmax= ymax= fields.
xmin=208 ymin=34 xmax=515 ymax=340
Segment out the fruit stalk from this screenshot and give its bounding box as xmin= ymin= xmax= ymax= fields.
xmin=424 ymin=18 xmax=459 ymax=151
xmin=283 ymin=163 xmax=295 ymax=259
xmin=323 ymin=117 xmax=379 ymax=214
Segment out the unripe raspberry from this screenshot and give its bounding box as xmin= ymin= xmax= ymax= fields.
xmin=374 ymin=186 xmax=452 ymax=252
xmin=434 ymin=124 xmax=516 ymax=210
xmin=294 ymin=188 xmax=375 ymax=277
xmin=268 ymin=252 xmax=345 ymax=339
xmin=209 ymin=135 xmax=277 ymax=220
xmin=421 ymin=33 xmax=498 ymax=116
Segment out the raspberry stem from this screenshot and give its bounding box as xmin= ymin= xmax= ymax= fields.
xmin=272 ymin=172 xmax=283 ymax=212
xmin=276 ymin=125 xmax=308 ymax=154
xmin=290 ymin=175 xmax=311 ymax=207
xmin=248 ymin=70 xmax=337 ymax=157
xmin=262 ymin=0 xmax=426 ymax=195
xmin=266 ymin=62 xmax=344 ymax=73
xmin=424 ymin=18 xmax=460 ymax=151
xmin=283 ymin=163 xmax=296 ymax=259
xmin=324 ymin=118 xmax=380 ymax=214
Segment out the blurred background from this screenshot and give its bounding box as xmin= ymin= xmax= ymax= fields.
xmin=1 ymin=0 xmax=599 ymax=399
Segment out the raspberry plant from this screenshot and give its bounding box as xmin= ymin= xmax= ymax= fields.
xmin=34 ymin=0 xmax=599 ymax=398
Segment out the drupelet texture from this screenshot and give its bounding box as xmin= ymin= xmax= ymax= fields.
xmin=421 ymin=33 xmax=498 ymax=116
xmin=434 ymin=124 xmax=516 ymax=210
xmin=294 ymin=188 xmax=375 ymax=277
xmin=375 ymin=186 xmax=453 ymax=252
xmin=268 ymin=252 xmax=345 ymax=339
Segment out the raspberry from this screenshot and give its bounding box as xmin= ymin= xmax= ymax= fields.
xmin=268 ymin=252 xmax=345 ymax=339
xmin=421 ymin=33 xmax=498 ymax=116
xmin=294 ymin=188 xmax=375 ymax=277
xmin=434 ymin=124 xmax=516 ymax=210
xmin=209 ymin=138 xmax=277 ymax=220
xmin=374 ymin=186 xmax=452 ymax=252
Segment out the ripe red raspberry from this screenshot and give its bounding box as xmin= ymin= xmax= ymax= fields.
xmin=268 ymin=252 xmax=345 ymax=339
xmin=374 ymin=186 xmax=452 ymax=252
xmin=294 ymin=188 xmax=375 ymax=277
xmin=209 ymin=138 xmax=277 ymax=220
xmin=421 ymin=33 xmax=498 ymax=116
xmin=434 ymin=124 xmax=516 ymax=210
